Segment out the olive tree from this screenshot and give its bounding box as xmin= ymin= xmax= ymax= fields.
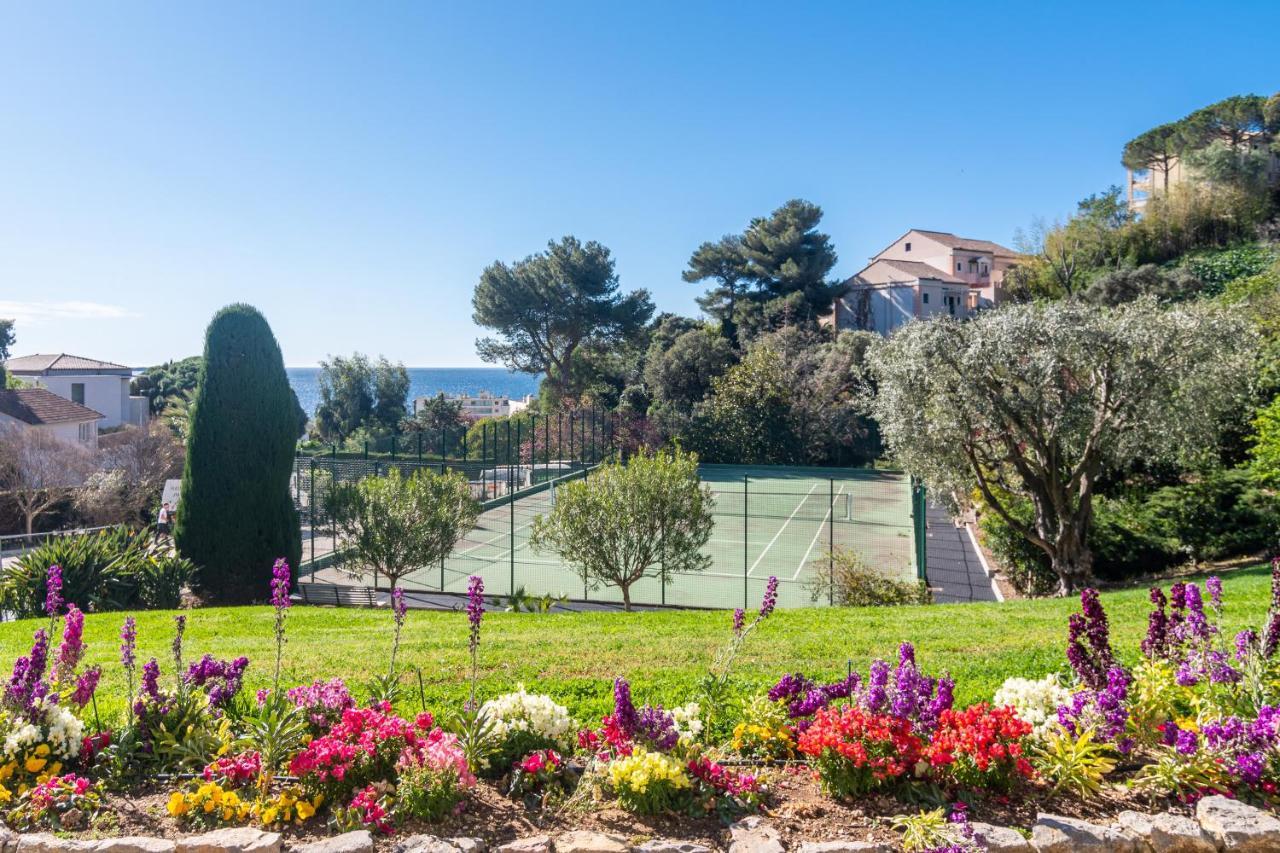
xmin=330 ymin=466 xmax=481 ymax=592
xmin=867 ymin=299 xmax=1255 ymax=594
xmin=530 ymin=448 xmax=713 ymax=610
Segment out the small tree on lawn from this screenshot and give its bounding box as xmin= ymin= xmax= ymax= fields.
xmin=530 ymin=447 xmax=713 ymax=610
xmin=175 ymin=304 xmax=301 ymax=604
xmin=329 ymin=466 xmax=480 ymax=593
xmin=868 ymin=298 xmax=1255 ymax=595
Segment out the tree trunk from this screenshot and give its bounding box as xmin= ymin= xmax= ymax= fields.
xmin=620 ymin=583 xmax=632 ymax=612
xmin=1051 ymin=531 xmax=1093 ymax=596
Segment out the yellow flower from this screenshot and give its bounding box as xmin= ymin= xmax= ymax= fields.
xmin=34 ymin=744 xmax=50 ymax=757
xmin=261 ymin=806 xmax=279 ymax=825
xmin=23 ymin=757 xmax=46 ymax=774
xmin=0 ymin=784 xmax=11 ymax=804
xmin=296 ymin=800 xmax=315 ymax=821
xmin=167 ymin=792 xmax=190 ymax=817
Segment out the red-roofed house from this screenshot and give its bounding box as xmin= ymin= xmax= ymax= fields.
xmin=827 ymin=229 xmax=1022 ymax=334
xmin=0 ymin=388 xmax=103 ymax=448
xmin=5 ymin=353 xmax=148 ymax=429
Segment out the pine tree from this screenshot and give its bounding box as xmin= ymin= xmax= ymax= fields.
xmin=174 ymin=304 xmax=301 ymax=603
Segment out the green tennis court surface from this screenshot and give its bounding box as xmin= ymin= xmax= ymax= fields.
xmin=406 ymin=464 xmax=917 ymax=609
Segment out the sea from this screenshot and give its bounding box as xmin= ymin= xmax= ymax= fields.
xmin=287 ymin=367 xmax=541 ymax=417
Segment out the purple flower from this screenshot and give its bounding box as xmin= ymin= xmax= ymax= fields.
xmin=4 ymin=629 xmax=50 ymax=717
xmin=1142 ymin=587 xmax=1171 ymax=660
xmin=636 ymin=704 xmax=679 ymax=751
xmin=732 ymin=608 xmax=745 ymax=637
xmin=392 ymin=587 xmax=407 ymax=624
xmin=44 ymin=565 xmax=64 ymax=617
xmin=769 ymin=672 xmax=814 ymax=705
xmin=1066 ymin=588 xmax=1118 ymax=691
xmin=862 ymin=658 xmax=891 ymax=713
xmin=1235 ymin=752 xmax=1266 ymax=786
xmin=1206 ymin=576 xmax=1223 ymax=610
xmin=612 ymin=677 xmax=639 ymax=737
xmin=141 ymin=658 xmax=162 ymax=701
xmin=760 ymin=576 xmax=778 ymax=619
xmin=120 ymin=616 xmax=137 ymax=670
xmin=287 ymin=678 xmax=355 ymax=728
xmin=184 ymin=654 xmax=249 ymax=707
xmin=1236 ymin=629 xmax=1258 ymax=662
xmin=1174 ymin=728 xmax=1199 ymax=756
xmin=270 ymin=558 xmax=291 ymax=610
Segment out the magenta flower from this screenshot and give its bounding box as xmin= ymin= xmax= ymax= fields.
xmin=70 ymin=667 xmax=100 ymax=708
xmin=45 ymin=564 xmax=64 ymax=618
xmin=732 ymin=608 xmax=745 ymax=636
xmin=1206 ymin=575 xmax=1223 ymax=610
xmin=53 ymin=604 xmax=86 ymax=684
xmin=466 ymin=576 xmax=484 ymax=650
xmin=270 ymin=558 xmax=292 ymax=610
xmin=392 ymin=587 xmax=407 ymax=624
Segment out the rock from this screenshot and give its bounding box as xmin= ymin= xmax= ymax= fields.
xmin=176 ymin=829 xmax=283 ymax=853
xmin=556 ymin=834 xmax=628 ymax=853
xmin=729 ymin=817 xmax=785 ymax=853
xmin=796 ymin=843 xmax=890 ymax=853
xmin=59 ymin=810 xmax=86 ymax=832
xmin=1145 ymin=813 xmax=1217 ymax=853
xmin=94 ymin=841 xmax=177 ymax=853
xmin=449 ymin=842 xmax=485 ymax=853
xmin=292 ymin=834 xmax=374 ymax=853
xmin=636 ymin=844 xmax=711 ymax=853
xmin=969 ymin=823 xmax=1032 ymax=853
xmin=1196 ymin=796 xmax=1280 ymax=851
xmin=1031 ymin=814 xmax=1136 ymax=852
xmin=17 ymin=836 xmax=96 ymax=853
xmin=0 ymin=830 xmax=17 ymax=853
xmin=495 ymin=839 xmax=552 ymax=853
xmin=392 ymin=839 xmax=458 ymax=853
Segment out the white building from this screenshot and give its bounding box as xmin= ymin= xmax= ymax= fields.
xmin=827 ymin=229 xmax=1021 ymax=335
xmin=0 ymin=388 xmax=103 ymax=448
xmin=5 ymin=354 xmax=148 ymax=429
xmin=414 ymin=390 xmax=532 ymax=421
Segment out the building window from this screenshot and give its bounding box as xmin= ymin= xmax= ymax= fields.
xmin=904 ymin=242 xmax=911 ymax=252
xmin=922 ymin=293 xmax=929 ymax=304
xmin=980 ymin=263 xmax=989 ymax=276
xmin=956 ymin=262 xmax=962 ymax=271
xmin=71 ymin=383 xmax=85 ymax=405
xmin=78 ymin=423 xmax=92 ymax=443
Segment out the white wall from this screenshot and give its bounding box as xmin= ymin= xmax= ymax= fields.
xmin=0 ymin=415 xmax=98 ymax=449
xmin=32 ymin=374 xmax=130 ymax=428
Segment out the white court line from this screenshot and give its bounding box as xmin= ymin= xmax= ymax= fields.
xmin=747 ymin=483 xmax=819 ymax=577
xmin=792 ymin=484 xmax=845 ymax=581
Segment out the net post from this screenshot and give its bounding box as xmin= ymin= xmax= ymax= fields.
xmin=743 ymin=474 xmax=749 ymax=609
xmin=509 ymin=477 xmax=516 ymax=596
xmin=829 ymin=477 xmax=835 ymax=606
xmin=309 ymin=457 xmax=316 ymax=581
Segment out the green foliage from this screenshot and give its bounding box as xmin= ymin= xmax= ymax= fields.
xmin=1082 ymin=264 xmax=1201 ymax=305
xmin=683 ymin=235 xmax=749 ymax=345
xmin=174 ymin=304 xmax=301 ymax=604
xmin=644 ymin=327 xmax=735 ymax=418
xmin=1180 ymin=244 xmax=1278 ymax=296
xmin=1032 ymin=728 xmax=1116 ymax=799
xmin=1250 ymin=395 xmax=1280 ymax=489
xmin=473 ymin=236 xmax=654 ymax=402
xmin=1132 ymin=749 xmax=1230 ymax=800
xmin=1 ymin=527 xmax=195 ymax=617
xmin=131 ymin=356 xmax=203 ymax=416
xmin=330 ymin=466 xmax=480 ymax=591
xmin=232 ymin=693 xmax=309 ymax=775
xmin=806 ymin=547 xmax=930 ymax=607
xmin=312 ymin=353 xmax=409 ymax=442
xmin=690 ymin=347 xmax=797 ymax=464
xmin=0 ymin=318 xmax=14 ymax=387
xmin=531 ymin=447 xmax=713 ymax=610
xmin=891 ymin=808 xmax=961 ymax=853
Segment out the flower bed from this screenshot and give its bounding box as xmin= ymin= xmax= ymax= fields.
xmin=5 ymin=560 xmax=1280 ymax=850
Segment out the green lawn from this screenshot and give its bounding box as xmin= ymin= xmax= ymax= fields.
xmin=1 ymin=565 xmax=1271 ymax=725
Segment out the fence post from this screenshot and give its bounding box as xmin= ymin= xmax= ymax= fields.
xmin=829 ymin=477 xmax=835 ymax=606
xmin=743 ymin=474 xmax=749 ymax=609
xmin=310 ymin=458 xmax=316 ymax=581
xmin=912 ymin=478 xmax=928 ymax=582
xmin=440 ymin=424 xmax=446 ymax=465
xmin=417 ymin=433 xmax=423 ymax=463
xmin=509 ymin=484 xmax=516 ymax=596
xmin=391 ymin=435 xmax=396 ymax=459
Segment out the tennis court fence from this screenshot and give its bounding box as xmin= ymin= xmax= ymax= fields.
xmin=294 ymin=457 xmax=928 ymax=610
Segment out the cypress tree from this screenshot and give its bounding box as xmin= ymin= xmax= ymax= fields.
xmin=174 ymin=304 xmax=301 ymax=603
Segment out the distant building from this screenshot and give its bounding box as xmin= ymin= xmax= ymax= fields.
xmin=827 ymin=229 xmax=1021 ymax=335
xmin=414 ymin=390 xmax=532 ymax=421
xmin=5 ymin=353 xmax=149 ymax=429
xmin=0 ymin=388 xmax=103 ymax=448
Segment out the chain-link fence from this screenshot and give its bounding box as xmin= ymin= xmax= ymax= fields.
xmin=297 ymin=458 xmax=922 ymax=610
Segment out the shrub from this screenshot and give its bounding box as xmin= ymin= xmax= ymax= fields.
xmin=175 ymin=304 xmax=300 ymax=604
xmin=924 ymin=703 xmax=1034 ymax=792
xmin=393 ymin=730 xmax=474 ymax=823
xmin=1 ymin=528 xmax=195 ymax=617
xmin=1180 ymin=244 xmax=1278 ymax=297
xmin=478 ymin=687 xmax=573 ymax=772
xmin=796 ymin=706 xmax=925 ymax=798
xmin=806 ymin=548 xmax=930 ymax=607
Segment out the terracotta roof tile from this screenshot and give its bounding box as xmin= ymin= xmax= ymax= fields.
xmin=5 ymin=353 xmax=132 ymax=374
xmin=0 ymin=389 xmax=104 ymax=425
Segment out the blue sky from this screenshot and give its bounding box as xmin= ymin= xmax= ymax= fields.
xmin=1 ymin=2 xmax=1276 ymax=367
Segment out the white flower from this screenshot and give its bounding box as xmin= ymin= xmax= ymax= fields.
xmin=43 ymin=703 xmax=84 ymax=759
xmin=993 ymin=674 xmax=1071 ymax=740
xmin=479 ymin=686 xmax=572 ymax=748
xmin=670 ymin=702 xmax=703 ymax=743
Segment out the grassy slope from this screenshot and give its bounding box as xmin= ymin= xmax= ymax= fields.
xmin=1 ymin=566 xmax=1270 ymax=724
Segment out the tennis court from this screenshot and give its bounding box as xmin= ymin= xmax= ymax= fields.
xmin=401 ymin=464 xmax=918 ymax=609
